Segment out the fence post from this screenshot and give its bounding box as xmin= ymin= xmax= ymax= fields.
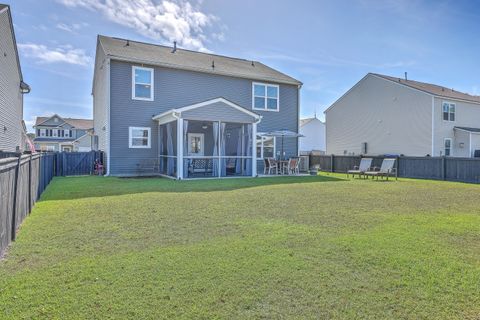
xmin=11 ymin=155 xmax=22 ymax=241
xmin=62 ymin=152 xmax=66 ymax=176
xmin=442 ymin=156 xmax=446 ymax=180
xmin=395 ymin=156 xmax=399 ymax=179
xmin=28 ymin=155 xmax=32 ymax=214
xmin=331 ymin=154 xmax=335 ymax=172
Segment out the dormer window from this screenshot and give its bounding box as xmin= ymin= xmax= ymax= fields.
xmin=132 ymin=66 xmax=154 ymax=101
xmin=442 ymin=102 xmax=455 ymax=121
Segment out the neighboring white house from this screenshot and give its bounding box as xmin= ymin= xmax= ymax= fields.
xmin=299 ymin=117 xmax=325 ymax=154
xmin=0 ymin=5 xmax=30 ymax=152
xmin=325 ymin=73 xmax=480 ymax=157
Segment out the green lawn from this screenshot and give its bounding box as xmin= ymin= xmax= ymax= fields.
xmin=1 ymin=174 xmax=480 ymax=319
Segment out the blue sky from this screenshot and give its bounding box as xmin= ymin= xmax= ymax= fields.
xmin=10 ymin=0 xmax=480 ymax=132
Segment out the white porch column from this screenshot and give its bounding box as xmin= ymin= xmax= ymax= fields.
xmin=252 ymin=122 xmax=257 ymax=177
xmin=176 ymin=118 xmax=184 ymax=179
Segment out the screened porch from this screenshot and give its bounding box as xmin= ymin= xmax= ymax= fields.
xmin=153 ymin=98 xmax=260 ymax=179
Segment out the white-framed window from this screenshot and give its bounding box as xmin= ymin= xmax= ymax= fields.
xmin=442 ymin=102 xmax=455 ymax=121
xmin=252 ymin=82 xmax=279 ymax=111
xmin=64 ymin=129 xmax=69 ymax=137
xmin=39 ymin=129 xmax=46 ymax=137
xmin=132 ymin=66 xmax=154 ymax=101
xmin=256 ymin=136 xmax=276 ymax=158
xmin=41 ymin=145 xmax=55 ymax=152
xmin=129 ymin=127 xmax=151 ymax=148
xmin=187 ymin=133 xmax=204 ymax=156
xmin=444 ymin=138 xmax=452 ymax=156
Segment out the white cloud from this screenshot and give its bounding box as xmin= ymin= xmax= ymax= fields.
xmin=56 ymin=22 xmax=88 ymax=33
xmin=57 ymin=0 xmax=218 ymax=52
xmin=17 ymin=43 xmax=91 ymax=66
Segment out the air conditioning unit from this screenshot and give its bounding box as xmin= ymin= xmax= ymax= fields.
xmin=299 ymin=155 xmax=309 ymax=172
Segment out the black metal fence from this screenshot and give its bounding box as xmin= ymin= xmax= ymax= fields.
xmin=310 ymin=154 xmax=480 ymax=183
xmin=0 ymin=151 xmax=103 ymax=256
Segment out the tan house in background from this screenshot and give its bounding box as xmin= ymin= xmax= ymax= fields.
xmin=325 ymin=73 xmax=480 ymax=157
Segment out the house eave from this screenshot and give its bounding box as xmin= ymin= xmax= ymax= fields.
xmin=108 ymin=55 xmax=302 ymax=86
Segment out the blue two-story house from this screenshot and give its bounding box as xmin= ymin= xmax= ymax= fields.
xmin=92 ymin=35 xmax=302 ymax=178
xmin=33 ymin=115 xmax=93 ymax=152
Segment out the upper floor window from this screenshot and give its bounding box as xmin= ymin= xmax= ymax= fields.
xmin=129 ymin=127 xmax=151 ymax=148
xmin=132 ymin=66 xmax=154 ymax=101
xmin=253 ymin=83 xmax=279 ymax=111
xmin=443 ymin=102 xmax=455 ymax=121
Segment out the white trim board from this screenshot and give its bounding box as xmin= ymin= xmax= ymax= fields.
xmin=152 ymin=97 xmax=262 ymax=122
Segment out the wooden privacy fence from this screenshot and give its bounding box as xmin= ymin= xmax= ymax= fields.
xmin=310 ymin=154 xmax=480 ymax=183
xmin=0 ymin=151 xmax=103 ymax=256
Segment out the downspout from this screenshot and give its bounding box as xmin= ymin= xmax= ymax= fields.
xmin=106 ymin=58 xmax=111 ymax=176
xmin=431 ymin=96 xmax=435 ymax=156
xmin=469 ymin=133 xmax=472 ymax=158
xmin=297 ymin=84 xmax=302 ymax=156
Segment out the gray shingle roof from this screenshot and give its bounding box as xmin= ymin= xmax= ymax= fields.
xmin=454 ymin=126 xmax=480 ymax=133
xmin=35 ymin=116 xmax=93 ymax=129
xmin=98 ymin=35 xmax=302 ymax=86
xmin=372 ymin=73 xmax=480 ymax=104
xmin=300 ymin=117 xmax=323 ymax=127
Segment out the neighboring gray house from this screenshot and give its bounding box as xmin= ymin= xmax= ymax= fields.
xmin=326 ymin=73 xmax=480 ymax=157
xmin=92 ymin=35 xmax=302 ymax=178
xmin=0 ymin=4 xmax=30 ymax=152
xmin=33 ymin=115 xmax=93 ymax=152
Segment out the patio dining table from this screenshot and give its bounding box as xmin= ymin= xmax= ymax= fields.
xmin=273 ymin=158 xmax=294 ymax=175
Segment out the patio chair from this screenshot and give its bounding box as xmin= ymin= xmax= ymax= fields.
xmin=282 ymin=157 xmax=300 ymax=175
xmin=264 ymin=158 xmax=278 ymax=175
xmin=347 ymin=158 xmax=373 ymax=179
xmin=364 ymin=158 xmax=397 ymax=180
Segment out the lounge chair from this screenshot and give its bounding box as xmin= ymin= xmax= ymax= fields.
xmin=364 ymin=158 xmax=397 ymax=180
xmin=347 ymin=157 xmax=373 ymax=179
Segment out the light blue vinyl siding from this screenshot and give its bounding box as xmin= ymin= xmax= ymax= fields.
xmin=108 ymin=60 xmax=299 ymax=175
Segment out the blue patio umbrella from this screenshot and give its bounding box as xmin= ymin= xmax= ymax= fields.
xmin=260 ymin=129 xmax=304 ymax=160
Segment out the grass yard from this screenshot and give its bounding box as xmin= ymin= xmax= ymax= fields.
xmin=1 ymin=174 xmax=480 ymax=319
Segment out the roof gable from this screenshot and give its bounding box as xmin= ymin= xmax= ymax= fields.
xmin=0 ymin=5 xmax=23 ymax=82
xmin=153 ymin=97 xmax=261 ymax=124
xmin=98 ymin=35 xmax=302 ymax=86
xmin=35 ymin=115 xmax=93 ymax=129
